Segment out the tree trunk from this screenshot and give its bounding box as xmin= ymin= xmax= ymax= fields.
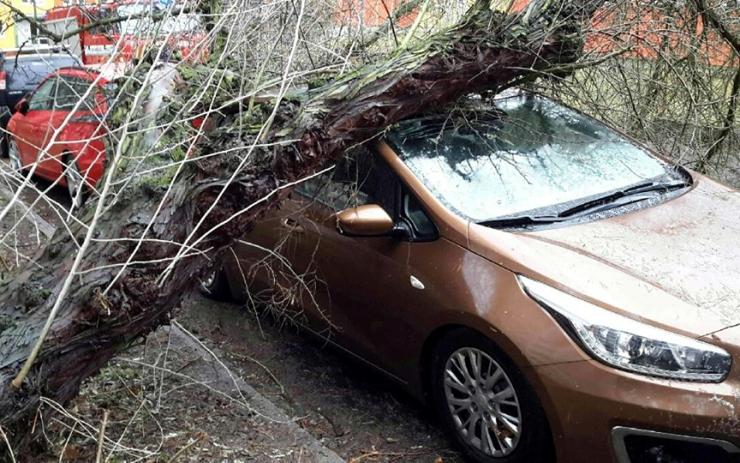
xmin=0 ymin=0 xmax=601 ymax=448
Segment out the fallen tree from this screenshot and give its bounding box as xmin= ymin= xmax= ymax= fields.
xmin=0 ymin=0 xmax=604 ymax=451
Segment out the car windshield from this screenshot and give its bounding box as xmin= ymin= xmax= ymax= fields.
xmin=385 ymin=91 xmax=675 ymax=223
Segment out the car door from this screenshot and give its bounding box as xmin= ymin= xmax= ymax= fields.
xmin=227 ymin=148 xmax=401 ymax=335
xmin=12 ymin=77 xmax=57 ymax=178
xmin=288 ymin=147 xmax=437 ymax=369
xmin=225 ymin=199 xmax=315 ymax=313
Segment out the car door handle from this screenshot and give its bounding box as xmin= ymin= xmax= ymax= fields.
xmin=282 ymin=217 xmax=305 ymax=233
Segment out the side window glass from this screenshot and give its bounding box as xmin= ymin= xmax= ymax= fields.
xmin=55 ymin=77 xmax=98 ymax=111
xmin=320 ymin=154 xmax=372 ymax=211
xmin=28 ymin=78 xmax=57 ymax=111
xmin=297 ymin=146 xmax=398 ymax=217
xmin=403 ymin=191 xmax=437 ymax=240
xmin=296 ymin=163 xmax=368 ymax=212
xmin=354 ymin=154 xmax=397 ymax=217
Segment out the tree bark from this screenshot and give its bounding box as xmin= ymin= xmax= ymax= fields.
xmin=0 ymin=0 xmax=602 ymax=448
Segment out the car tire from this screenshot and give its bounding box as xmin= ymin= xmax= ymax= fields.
xmin=0 ymin=133 xmax=8 ymax=159
xmin=430 ymin=329 xmax=554 ymax=463
xmin=200 ymin=264 xmax=232 ymax=301
xmin=0 ymin=109 xmax=11 ymax=159
xmin=7 ymin=137 xmax=25 ymax=176
xmin=63 ymin=154 xmax=86 ymax=210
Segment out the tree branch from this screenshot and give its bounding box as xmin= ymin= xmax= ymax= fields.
xmin=692 ymin=0 xmax=740 ymax=55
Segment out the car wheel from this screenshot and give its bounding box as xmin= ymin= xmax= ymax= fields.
xmin=200 ymin=264 xmax=232 ymax=301
xmin=0 ymin=134 xmax=8 ymax=159
xmin=430 ymin=329 xmax=553 ymax=463
xmin=8 ymin=137 xmax=24 ymax=175
xmin=64 ymin=154 xmax=86 ymax=210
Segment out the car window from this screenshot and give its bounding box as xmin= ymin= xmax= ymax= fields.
xmin=54 ymin=77 xmax=98 ymax=111
xmin=297 ymin=146 xmax=398 ymax=217
xmin=402 ymin=191 xmax=436 ymax=239
xmin=27 ymin=77 xmax=57 ymax=111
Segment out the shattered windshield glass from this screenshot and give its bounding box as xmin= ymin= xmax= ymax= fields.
xmin=385 ymin=91 xmax=673 ymax=222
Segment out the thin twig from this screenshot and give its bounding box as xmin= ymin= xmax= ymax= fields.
xmin=0 ymin=425 xmax=15 ymax=463
xmin=400 ymin=0 xmax=430 ymax=49
xmin=95 ymin=410 xmax=109 ymax=463
xmin=165 ymin=432 xmax=207 ymax=463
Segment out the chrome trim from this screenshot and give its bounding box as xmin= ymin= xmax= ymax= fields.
xmin=612 ymin=426 xmax=740 ymax=463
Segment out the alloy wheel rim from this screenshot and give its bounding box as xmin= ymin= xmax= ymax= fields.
xmin=443 ymin=347 xmax=522 ymax=457
xmin=8 ymin=140 xmax=21 ymax=173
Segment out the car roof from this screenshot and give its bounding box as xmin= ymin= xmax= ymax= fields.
xmin=11 ymin=53 xmax=78 ymax=60
xmin=2 ymin=53 xmax=80 ymax=67
xmin=55 ymin=67 xmax=108 ymax=84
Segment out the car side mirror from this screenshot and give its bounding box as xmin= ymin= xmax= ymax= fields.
xmin=336 ymin=204 xmax=394 ymax=237
xmin=14 ymin=99 xmax=28 ymax=115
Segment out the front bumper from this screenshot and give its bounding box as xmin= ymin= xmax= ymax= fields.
xmin=612 ymin=427 xmax=739 ymax=462
xmin=530 ymin=358 xmax=740 ymax=463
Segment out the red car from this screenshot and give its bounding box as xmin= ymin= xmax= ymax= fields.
xmin=7 ymin=68 xmax=110 ymax=207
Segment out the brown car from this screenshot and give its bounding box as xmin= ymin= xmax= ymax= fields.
xmin=206 ymin=91 xmax=740 ymax=463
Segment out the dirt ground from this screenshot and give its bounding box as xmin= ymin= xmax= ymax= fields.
xmin=0 ymin=171 xmax=69 ymax=276
xmin=176 ymin=294 xmax=463 ymax=463
xmin=28 ymin=292 xmax=462 ymax=462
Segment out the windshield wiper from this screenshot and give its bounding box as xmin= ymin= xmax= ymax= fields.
xmin=480 ymin=178 xmax=690 ymax=229
xmin=622 ymin=179 xmax=690 ymax=195
xmin=479 ymin=215 xmax=565 ymax=228
xmin=556 ymin=179 xmax=689 ymax=218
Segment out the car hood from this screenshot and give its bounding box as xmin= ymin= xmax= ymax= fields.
xmin=469 ymin=175 xmax=740 ymax=338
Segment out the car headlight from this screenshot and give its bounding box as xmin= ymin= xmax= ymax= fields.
xmin=518 ymin=276 xmax=732 ymax=382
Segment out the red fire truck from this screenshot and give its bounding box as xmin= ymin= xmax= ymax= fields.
xmin=116 ymin=2 xmax=208 ymax=63
xmin=43 ymin=3 xmax=207 ymax=69
xmin=43 ymin=5 xmax=122 ymax=67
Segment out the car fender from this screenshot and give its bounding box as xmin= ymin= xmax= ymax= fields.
xmin=365 ymin=237 xmax=586 ymax=401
